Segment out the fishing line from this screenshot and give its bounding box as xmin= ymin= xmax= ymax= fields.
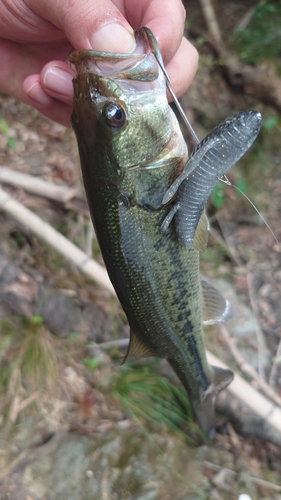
xmin=153 ymin=53 xmax=200 ymax=144
xmin=219 ymin=176 xmax=281 ymax=251
xmin=155 ymin=54 xmax=281 ymax=251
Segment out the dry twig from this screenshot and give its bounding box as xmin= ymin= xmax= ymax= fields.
xmin=219 ymin=324 xmax=281 ymax=407
xmin=204 ymin=461 xmax=281 ymax=492
xmin=198 ymin=0 xmax=281 ymax=112
xmin=0 ymin=167 xmax=77 ymax=202
xmin=88 ymin=339 xmax=129 ymax=353
xmin=9 ymin=392 xmax=39 ymax=423
xmin=269 ymin=338 xmax=281 ymax=389
xmin=207 ymin=351 xmax=281 ymax=436
xmin=233 ymin=0 xmax=266 ymax=32
xmin=199 ymin=0 xmax=222 ymax=43
xmin=246 ymin=272 xmax=267 ymax=380
xmin=0 ymin=185 xmax=114 ymax=294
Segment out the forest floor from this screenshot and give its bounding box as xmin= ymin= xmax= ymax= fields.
xmin=0 ymin=2 xmax=281 ymax=499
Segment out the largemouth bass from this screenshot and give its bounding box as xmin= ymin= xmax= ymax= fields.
xmin=70 ymin=28 xmax=259 ymax=436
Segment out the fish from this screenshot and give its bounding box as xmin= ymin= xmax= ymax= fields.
xmin=69 ymin=27 xmax=259 ymax=437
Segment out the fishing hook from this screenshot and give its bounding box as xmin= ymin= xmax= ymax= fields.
xmin=217 ymin=174 xmax=231 ymax=186
xmin=153 ymin=52 xmax=200 ymax=145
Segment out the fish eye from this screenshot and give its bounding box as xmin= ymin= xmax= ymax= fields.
xmin=103 ymin=102 xmax=126 ymax=128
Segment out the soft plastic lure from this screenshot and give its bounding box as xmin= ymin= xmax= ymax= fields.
xmin=161 ymin=111 xmax=262 ymax=250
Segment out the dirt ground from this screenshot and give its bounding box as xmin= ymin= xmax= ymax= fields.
xmin=0 ymin=2 xmax=281 ymax=499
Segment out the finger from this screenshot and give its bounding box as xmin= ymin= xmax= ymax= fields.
xmin=0 ymin=37 xmax=73 ymax=123
xmin=25 ymin=0 xmax=136 ymax=53
xmin=35 ymin=36 xmax=198 ymax=110
xmin=23 ymin=76 xmax=72 ymax=126
xmin=0 ymin=0 xmax=63 ymax=43
xmin=124 ymin=0 xmax=186 ymax=65
xmin=23 ymin=62 xmax=75 ymax=124
xmin=0 ymin=36 xmax=72 ymax=97
xmin=166 ymin=37 xmax=198 ymax=99
xmin=25 ymin=36 xmax=197 ymax=115
xmin=37 ymin=62 xmax=74 ymax=106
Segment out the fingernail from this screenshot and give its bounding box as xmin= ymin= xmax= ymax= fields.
xmin=25 ymin=81 xmax=51 ymax=105
xmin=91 ymin=23 xmax=136 ymax=53
xmin=43 ymin=67 xmax=74 ymax=96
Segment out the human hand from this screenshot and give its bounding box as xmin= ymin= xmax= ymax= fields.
xmin=0 ymin=0 xmax=198 ymax=126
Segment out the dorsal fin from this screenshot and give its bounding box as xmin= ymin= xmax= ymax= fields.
xmin=201 ymin=280 xmax=231 ymax=325
xmin=193 ymin=210 xmax=210 ymax=252
xmin=122 ymin=330 xmax=155 ymax=364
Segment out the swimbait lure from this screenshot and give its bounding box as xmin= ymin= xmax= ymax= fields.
xmin=161 ymin=111 xmax=262 ymax=250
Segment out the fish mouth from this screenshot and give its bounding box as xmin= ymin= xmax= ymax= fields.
xmin=69 ymin=27 xmax=164 ymax=92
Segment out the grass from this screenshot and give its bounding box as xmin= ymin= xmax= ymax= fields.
xmin=104 ymin=363 xmax=204 ymax=444
xmin=102 ymin=362 xmax=208 ymax=498
xmin=0 ymin=315 xmax=57 ymax=397
xmin=0 ymin=312 xmax=201 ymax=445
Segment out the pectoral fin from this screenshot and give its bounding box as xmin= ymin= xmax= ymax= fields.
xmin=201 ymin=280 xmax=231 ymax=324
xmin=193 ymin=210 xmax=210 ymax=251
xmin=122 ymin=330 xmax=155 ymax=364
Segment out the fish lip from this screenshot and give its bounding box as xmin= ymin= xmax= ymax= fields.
xmin=69 ymin=27 xmax=160 ymax=85
xmin=69 ymin=27 xmax=155 ymax=63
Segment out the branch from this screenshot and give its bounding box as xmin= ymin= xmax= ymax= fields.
xmin=0 ymin=167 xmax=78 ymax=202
xmin=269 ymin=339 xmax=281 ymax=388
xmin=233 ymin=0 xmax=266 ymax=33
xmin=204 ymin=461 xmax=281 ymax=492
xmin=199 ymin=0 xmax=222 ymax=43
xmin=198 ymin=0 xmax=281 ymax=112
xmin=246 ymin=272 xmax=267 ymax=380
xmin=220 ymin=324 xmax=281 ymax=407
xmin=0 ymin=185 xmax=114 ymax=294
xmin=207 ymin=351 xmax=281 ymax=436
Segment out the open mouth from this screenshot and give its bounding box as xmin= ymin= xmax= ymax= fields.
xmin=69 ymin=27 xmax=162 ymax=87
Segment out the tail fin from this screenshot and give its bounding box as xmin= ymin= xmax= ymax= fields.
xmin=192 ymin=367 xmax=234 ymax=438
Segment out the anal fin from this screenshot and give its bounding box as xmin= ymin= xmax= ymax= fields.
xmin=122 ymin=330 xmax=155 ymax=364
xmin=211 ymin=366 xmax=234 ymax=395
xmin=192 ymin=366 xmax=233 ymax=438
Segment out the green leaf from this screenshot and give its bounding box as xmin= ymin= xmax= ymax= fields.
xmin=31 ymin=315 xmax=43 ymax=325
xmin=7 ymin=137 xmax=16 ymax=150
xmin=263 ymin=116 xmax=278 ymax=131
xmin=68 ymin=331 xmax=79 ymax=340
xmin=235 ymin=176 xmax=247 ymax=196
xmin=210 ymin=182 xmax=225 ymax=208
xmin=0 ymin=119 xmax=8 ymax=135
xmin=84 ymin=357 xmax=99 ymax=370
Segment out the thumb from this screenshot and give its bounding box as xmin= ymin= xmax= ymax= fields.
xmin=25 ymin=0 xmax=136 ymax=52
